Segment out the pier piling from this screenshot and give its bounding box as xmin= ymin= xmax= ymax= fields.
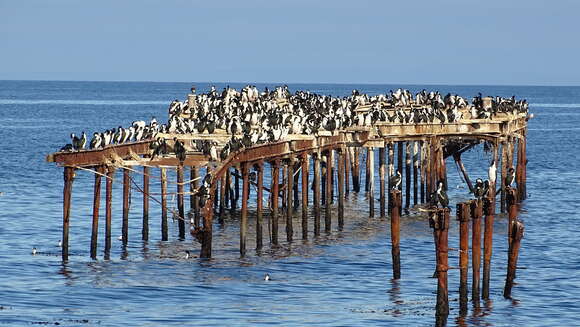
xmin=471 ymin=199 xmax=482 ymax=304
xmin=142 ymin=166 xmax=149 ymax=241
xmin=379 ymin=147 xmax=386 ymax=218
xmin=390 ymin=190 xmax=402 ymax=279
xmin=90 ymin=166 xmax=102 ymax=259
xmin=160 ymin=168 xmax=168 ymax=241
xmin=457 ymin=202 xmax=470 ymax=315
xmin=337 ymin=149 xmax=345 ymax=230
xmin=313 ymin=153 xmax=321 ymax=236
xmin=104 ymin=167 xmax=114 ymax=258
xmin=122 ymin=168 xmax=130 ymax=245
xmin=301 ymin=154 xmax=309 ymax=239
xmin=504 ymin=219 xmax=524 ymax=298
xmin=256 ymin=162 xmax=264 ymax=249
xmin=482 ymin=197 xmax=495 ymax=299
xmin=240 ymin=162 xmax=249 ymax=256
xmin=62 ymin=167 xmax=74 ymax=261
xmin=271 ymin=160 xmax=280 ymax=244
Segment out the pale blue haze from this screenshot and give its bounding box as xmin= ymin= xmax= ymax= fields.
xmin=1 ymin=0 xmax=579 ymax=85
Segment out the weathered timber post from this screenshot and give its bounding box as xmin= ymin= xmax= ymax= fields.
xmin=104 ymin=167 xmax=114 ymax=258
xmin=337 ymin=149 xmax=345 ymax=230
xmin=286 ymin=158 xmax=294 ymax=242
xmin=325 ymin=151 xmax=333 ymax=232
xmin=121 ymin=168 xmax=131 ymax=245
xmin=321 ymin=156 xmax=327 ymax=205
xmin=365 ymin=147 xmax=371 ymax=192
xmin=405 ymin=142 xmax=411 ymax=209
xmin=500 ymin=141 xmax=508 ymax=213
xmin=256 ymin=162 xmax=264 ymax=249
xmin=91 ymin=166 xmax=103 ymax=259
xmin=301 ymin=154 xmax=309 ymax=239
xmin=507 ymin=188 xmax=518 ymax=246
xmin=293 ymin=161 xmax=300 ymax=209
xmin=271 ymin=160 xmax=280 ymax=244
xmin=234 ymin=168 xmax=240 ymax=209
xmin=388 ymin=142 xmax=394 ymax=208
xmin=191 ymin=166 xmax=200 ymax=227
xmin=368 ymin=147 xmax=375 ymax=218
xmin=344 ymin=147 xmax=350 ymax=195
xmin=425 ymin=139 xmax=433 ymax=199
xmin=471 ymin=199 xmax=482 ymax=304
xmin=313 ymin=153 xmax=321 ymax=236
xmin=352 ymin=148 xmax=360 ymax=192
xmin=219 ymin=175 xmax=226 ymax=222
xmin=504 ymin=219 xmax=524 ymax=298
xmin=330 ymin=150 xmax=335 ymax=202
xmin=421 ymin=140 xmax=427 ymax=203
xmin=457 ymin=202 xmax=470 ymax=315
xmin=62 ymin=167 xmax=74 ymax=261
xmin=454 ymin=153 xmax=474 ymax=194
xmin=142 ymin=166 xmax=149 ymax=241
xmin=430 ymin=208 xmax=450 ymax=320
xmin=397 ymin=142 xmax=403 ymax=190
xmin=413 ymin=142 xmax=419 ymax=206
xmin=240 ymin=162 xmax=249 ymax=256
xmin=160 ymin=168 xmax=168 ymax=241
xmin=199 ymin=193 xmax=214 ymax=259
xmin=390 ymin=190 xmax=402 ymax=279
xmin=379 ymin=147 xmax=386 ymax=218
xmin=482 ymin=196 xmax=495 ymax=300
xmin=176 ymin=166 xmax=185 ymax=239
xmin=522 ymin=131 xmax=527 ymax=200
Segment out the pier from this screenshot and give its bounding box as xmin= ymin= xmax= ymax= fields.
xmin=47 ymin=86 xmax=529 ymax=321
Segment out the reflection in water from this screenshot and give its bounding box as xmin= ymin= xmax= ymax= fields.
xmin=387 ymin=279 xmax=403 ymax=317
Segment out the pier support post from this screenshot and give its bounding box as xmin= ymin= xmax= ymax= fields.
xmin=200 ymin=196 xmax=214 ymax=259
xmin=122 ymin=168 xmax=131 ymax=245
xmin=471 ymin=199 xmax=482 ymax=304
xmin=379 ymin=147 xmax=386 ymax=218
xmin=62 ymin=167 xmax=74 ymax=261
xmin=405 ymin=142 xmax=411 ymax=209
xmin=368 ymin=148 xmax=375 ymax=218
xmin=105 ymin=167 xmax=114 ymax=258
xmin=457 ymin=202 xmax=470 ymax=315
xmin=271 ymin=160 xmax=280 ymax=244
xmin=500 ymin=141 xmax=508 ymax=213
xmin=413 ymin=142 xmax=419 ymax=206
xmin=301 ymin=153 xmax=309 ymax=239
xmin=219 ymin=174 xmax=226 ymax=222
xmin=191 ymin=166 xmax=200 ymax=227
xmin=430 ymin=208 xmax=450 ymax=321
xmin=365 ymin=148 xmax=371 ymax=192
xmin=142 ymin=166 xmax=149 ymax=241
xmin=325 ymin=151 xmax=333 ymax=232
xmin=420 ymin=140 xmax=427 ymax=203
xmin=177 ymin=166 xmax=185 ymax=239
xmin=90 ymin=166 xmax=103 ymax=259
xmin=482 ymin=196 xmax=495 ymax=299
xmin=344 ymin=147 xmax=350 ymax=195
xmin=240 ymin=162 xmax=249 ymax=256
xmin=256 ymin=162 xmax=264 ymax=249
xmin=337 ymin=149 xmax=345 ymax=230
xmin=504 ymin=219 xmax=524 ymax=298
xmin=160 ymin=168 xmax=168 ymax=241
xmin=286 ymin=158 xmax=294 ymax=242
xmin=388 ymin=142 xmax=394 ymax=208
xmin=352 ymin=148 xmax=360 ymax=192
xmin=507 ymin=188 xmax=518 ymax=247
xmin=454 ymin=153 xmax=474 ymax=194
xmin=313 ymin=153 xmax=321 ymax=236
xmin=390 ymin=190 xmax=401 ymax=279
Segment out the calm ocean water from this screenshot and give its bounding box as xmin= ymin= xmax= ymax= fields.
xmin=1 ymin=80 xmax=579 ymax=326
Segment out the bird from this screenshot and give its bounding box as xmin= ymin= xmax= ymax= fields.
xmin=264 ymin=273 xmax=271 ymax=281
xmin=31 ymin=247 xmax=37 ymax=255
xmin=474 ymin=178 xmax=484 ymax=198
xmin=390 ymin=171 xmax=402 ymax=190
xmin=432 ymin=181 xmax=449 ymax=208
xmin=184 ymin=250 xmax=192 ymax=259
xmin=118 ymin=235 xmax=123 ymax=241
xmin=57 ymin=240 xmax=62 ymax=247
xmin=505 ymin=167 xmax=515 ymax=188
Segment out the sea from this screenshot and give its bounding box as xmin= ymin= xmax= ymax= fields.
xmin=0 ymin=80 xmax=579 ymax=326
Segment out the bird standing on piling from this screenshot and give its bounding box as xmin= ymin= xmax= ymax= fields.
xmin=431 ymin=181 xmax=449 ymax=208
xmin=390 ymin=171 xmax=402 ymax=190
xmin=505 ymin=167 xmax=515 ymax=188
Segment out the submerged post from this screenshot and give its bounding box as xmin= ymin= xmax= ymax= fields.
xmin=325 ymin=151 xmax=332 ymax=232
xmin=122 ymin=168 xmax=131 ymax=245
xmin=413 ymin=142 xmax=419 ymax=206
xmin=504 ymin=220 xmax=524 ymax=298
xmin=160 ymin=168 xmax=168 ymax=241
xmin=271 ymin=160 xmax=280 ymax=244
xmin=313 ymin=153 xmax=321 ymax=236
xmin=240 ymin=162 xmax=249 ymax=256
xmin=368 ymin=147 xmax=375 ymax=218
xmin=482 ymin=196 xmax=495 ymax=299
xmin=379 ymin=147 xmax=386 ymax=218
xmin=430 ymin=208 xmax=450 ymax=321
xmin=457 ymin=202 xmax=470 ymax=315
xmin=301 ymin=153 xmax=309 ymax=239
xmin=142 ymin=166 xmax=149 ymax=241
xmin=337 ymin=149 xmax=345 ymax=230
xmin=405 ymin=142 xmax=411 ymax=209
xmin=91 ymin=166 xmax=103 ymax=259
xmin=471 ymin=199 xmax=482 ymax=304
xmin=286 ymin=158 xmax=294 ymax=242
xmin=177 ymin=166 xmax=185 ymax=239
xmin=390 ymin=190 xmax=402 ymax=279
xmin=104 ymin=167 xmax=114 ymax=258
xmin=62 ymin=166 xmax=74 ymax=261
xmin=256 ymin=162 xmax=264 ymax=249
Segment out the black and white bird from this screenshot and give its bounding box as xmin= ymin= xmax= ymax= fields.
xmin=505 ymin=167 xmax=515 ymax=188
xmin=390 ymin=171 xmax=402 ymax=190
xmin=264 ymin=273 xmax=271 ymax=281
xmin=474 ymin=178 xmax=484 ymax=198
xmin=432 ymin=181 xmax=449 ymax=208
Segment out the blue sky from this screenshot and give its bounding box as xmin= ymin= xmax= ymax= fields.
xmin=1 ymin=0 xmax=578 ymax=85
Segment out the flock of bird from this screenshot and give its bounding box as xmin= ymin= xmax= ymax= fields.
xmin=59 ymin=85 xmax=529 ymax=157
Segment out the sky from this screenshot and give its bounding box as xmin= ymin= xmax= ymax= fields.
xmin=1 ymin=0 xmax=579 ymax=86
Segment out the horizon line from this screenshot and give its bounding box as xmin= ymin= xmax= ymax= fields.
xmin=1 ymin=78 xmax=578 ymax=88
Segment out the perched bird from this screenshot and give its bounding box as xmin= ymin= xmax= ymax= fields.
xmin=505 ymin=167 xmax=515 ymax=188
xmin=390 ymin=171 xmax=402 ymax=190
xmin=431 ymin=181 xmax=449 ymax=208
